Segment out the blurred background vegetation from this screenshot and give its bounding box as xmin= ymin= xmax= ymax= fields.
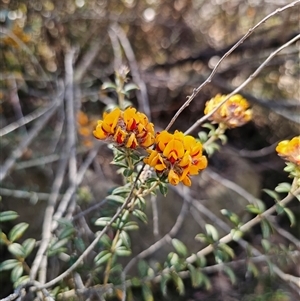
xmin=0 ymin=0 xmax=299 ymax=300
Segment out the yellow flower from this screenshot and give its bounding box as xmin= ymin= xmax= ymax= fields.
xmin=204 ymin=94 xmax=252 ymax=128
xmin=276 ymin=136 xmax=300 ymax=166
xmin=93 ymin=107 xmax=155 ymax=149
xmin=144 ymin=130 xmax=207 ymax=186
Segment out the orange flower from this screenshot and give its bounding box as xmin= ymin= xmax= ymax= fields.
xmin=204 ymin=94 xmax=252 ymax=128
xmin=276 ymin=136 xmax=300 ymax=166
xmin=93 ymin=107 xmax=155 ymax=149
xmin=144 ymin=130 xmax=207 ymax=186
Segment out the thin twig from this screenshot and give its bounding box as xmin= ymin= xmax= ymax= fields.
xmin=0 ymin=188 xmax=61 ymax=202
xmin=0 ymin=89 xmax=64 ymax=182
xmin=0 ymin=103 xmax=57 ymax=137
xmin=111 ymin=24 xmax=151 ymax=118
xmin=51 ymin=144 xmax=101 ymax=231
xmin=164 ymin=0 xmax=300 ymax=132
xmin=185 ymin=33 xmax=300 ymax=134
xmin=29 ymin=156 xmax=68 ymax=282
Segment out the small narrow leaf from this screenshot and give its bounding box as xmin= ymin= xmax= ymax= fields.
xmin=13 ymin=275 xmax=29 ymax=289
xmin=223 ymin=266 xmax=236 ymax=284
xmin=120 ymin=231 xmax=131 ymax=249
xmin=283 ymin=208 xmax=296 ymax=227
xmin=106 ymin=195 xmax=125 ymax=204
xmin=0 ymin=211 xmax=19 ymax=222
xmin=160 ymin=273 xmax=170 ymax=296
xmin=11 ymin=264 xmax=24 ymax=283
xmin=123 ymin=169 xmax=134 ymax=177
xmin=263 ymin=189 xmax=279 ymax=200
xmin=22 ymin=238 xmax=36 ymax=258
xmin=171 ymin=238 xmax=188 ymax=258
xmin=102 ymin=82 xmax=117 ymax=90
xmin=205 ymin=224 xmax=219 ymax=241
xmin=275 ymin=182 xmax=291 ymax=193
xmin=94 ymin=251 xmax=112 ymax=266
xmin=0 ymin=259 xmax=19 ymax=271
xmin=171 ymin=272 xmax=185 ymax=295
xmin=8 ymin=243 xmax=26 ymax=258
xmin=8 ymin=223 xmax=29 ymax=242
xmin=142 ymin=284 xmax=154 ymax=301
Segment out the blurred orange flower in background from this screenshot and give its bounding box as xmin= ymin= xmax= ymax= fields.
xmin=144 ymin=130 xmax=207 ymax=186
xmin=276 ymin=136 xmax=300 ymax=166
xmin=204 ymin=94 xmax=252 ymax=128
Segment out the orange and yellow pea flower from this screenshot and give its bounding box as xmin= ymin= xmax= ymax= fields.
xmin=93 ymin=107 xmax=155 ymax=149
xmin=276 ymin=136 xmax=300 ymax=166
xmin=144 ymin=130 xmax=207 ymax=186
xmin=204 ymin=94 xmax=252 ymax=128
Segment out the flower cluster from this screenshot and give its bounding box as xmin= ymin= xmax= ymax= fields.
xmin=144 ymin=130 xmax=207 ymax=186
xmin=204 ymin=94 xmax=252 ymax=128
xmin=93 ymin=107 xmax=155 ymax=149
xmin=276 ymin=136 xmax=300 ymax=166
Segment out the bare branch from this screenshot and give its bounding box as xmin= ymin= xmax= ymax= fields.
xmin=165 ymin=0 xmax=300 ymax=132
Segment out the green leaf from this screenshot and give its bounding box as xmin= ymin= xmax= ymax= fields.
xmin=102 ymin=82 xmax=117 ymax=90
xmin=171 ymin=272 xmax=185 ymax=295
xmin=223 ymin=266 xmax=236 ymax=284
xmin=106 ymin=195 xmax=125 ymax=204
xmin=159 ymin=183 xmax=168 ymax=197
xmin=283 ymin=207 xmax=296 ymax=227
xmin=205 ymin=224 xmax=219 ymax=241
xmin=124 ymin=83 xmax=139 ymax=92
xmin=123 ymin=169 xmax=134 ymax=177
xmin=202 ymin=123 xmax=215 ymax=131
xmin=0 ymin=231 xmax=8 ymax=245
xmin=138 ymin=260 xmax=149 ymax=278
xmin=218 ymin=134 xmax=227 ymax=145
xmin=197 ymin=131 xmax=208 ymax=143
xmin=13 ymin=275 xmax=29 ymax=289
xmin=115 ymin=247 xmax=131 ymax=257
xmin=8 ymin=243 xmax=26 ymax=258
xmin=195 ymin=255 xmax=207 ymax=268
xmin=0 ymin=259 xmax=19 ymax=271
xmin=74 ymin=237 xmax=86 ymax=253
xmin=230 ymin=229 xmax=243 ymax=241
xmin=160 ymin=273 xmax=170 ymax=296
xmin=195 ymin=233 xmax=209 ymax=244
xmin=261 ymin=219 xmax=273 ymax=238
xmin=263 ymin=189 xmax=279 ymax=200
xmin=8 ymin=222 xmax=29 ymax=242
xmin=246 ymin=204 xmax=262 ymax=215
xmin=261 ymin=238 xmax=271 ymax=253
xmin=172 ymin=238 xmax=188 ymax=258
xmin=142 ymin=284 xmax=154 ymax=301
xmin=49 ymin=238 xmax=69 ymax=254
xmin=188 ymin=264 xmax=203 ymax=288
xmin=94 ymin=251 xmax=112 ymax=266
xmin=219 ymin=243 xmax=235 ymax=259
xmin=0 ymin=211 xmax=19 ymax=222
xmin=275 ymin=182 xmax=292 ymax=193
xmin=11 ymin=264 xmax=24 ymax=283
xmin=95 ymin=217 xmax=112 ymax=227
xmin=22 ymin=238 xmax=36 ymax=258
xmin=221 ymin=209 xmax=240 ymax=226
xmin=58 ymin=227 xmax=75 ymax=240
xmin=99 ymin=234 xmax=112 ymax=248
xmin=122 ymin=221 xmax=139 ymax=231
xmin=247 ymin=261 xmax=258 ymax=277
xmin=132 ymin=209 xmax=147 ymax=224
xmin=120 ymin=231 xmax=131 ymax=249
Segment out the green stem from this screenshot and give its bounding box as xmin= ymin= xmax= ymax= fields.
xmin=103 ymin=229 xmax=120 ymax=285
